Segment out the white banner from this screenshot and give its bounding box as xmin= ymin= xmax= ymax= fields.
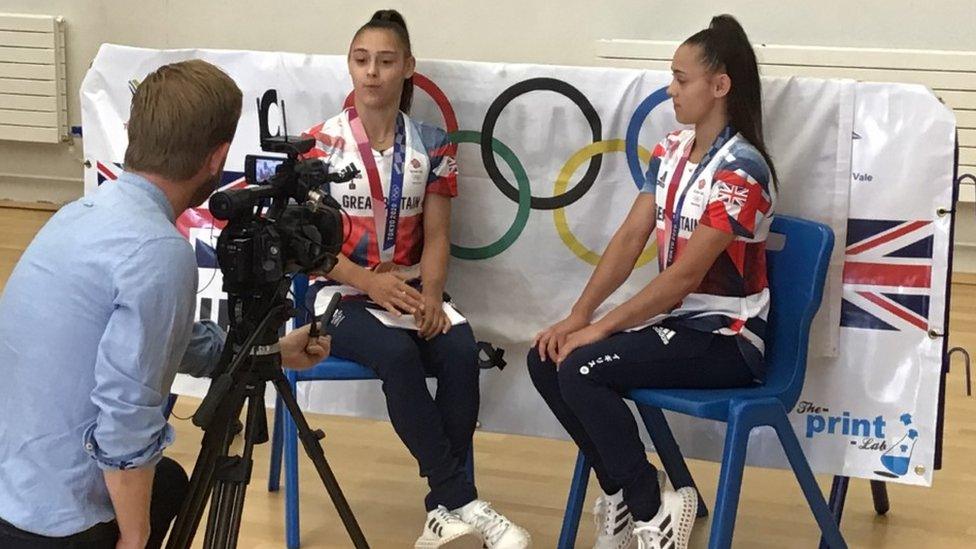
xmin=81 ymin=45 xmax=954 ymax=486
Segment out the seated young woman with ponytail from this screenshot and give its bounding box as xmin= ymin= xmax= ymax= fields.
xmin=528 ymin=15 xmax=776 ymax=549
xmin=302 ymin=9 xmax=531 ymax=549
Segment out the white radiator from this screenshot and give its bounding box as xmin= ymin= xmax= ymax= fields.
xmin=0 ymin=13 xmax=67 ymax=144
xmin=596 ymin=40 xmax=976 ymax=200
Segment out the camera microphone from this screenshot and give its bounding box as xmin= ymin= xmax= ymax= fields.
xmin=209 ymin=185 xmax=278 ymax=221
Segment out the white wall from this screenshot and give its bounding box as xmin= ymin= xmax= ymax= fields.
xmin=2 ymin=0 xmax=974 ymax=205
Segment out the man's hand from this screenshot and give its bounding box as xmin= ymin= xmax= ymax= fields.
xmin=280 ymin=324 xmax=331 ymax=370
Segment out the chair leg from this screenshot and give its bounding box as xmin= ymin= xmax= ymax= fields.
xmin=636 ymin=404 xmax=709 ymax=518
xmin=284 ymin=373 xmax=301 ymax=549
xmin=558 ymin=452 xmax=591 ymax=549
xmin=707 ymin=414 xmax=752 ymax=549
xmin=268 ymin=394 xmax=284 ymax=492
xmin=770 ymin=412 xmax=847 ymax=549
xmin=870 ymin=480 xmax=890 ymax=515
xmin=818 ymin=476 xmax=849 ymax=549
xmin=827 ymin=476 xmax=850 ymax=520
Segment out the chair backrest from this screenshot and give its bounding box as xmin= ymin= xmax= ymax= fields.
xmin=763 ymin=215 xmax=834 ymax=409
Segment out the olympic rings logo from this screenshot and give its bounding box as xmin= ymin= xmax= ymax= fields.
xmin=345 ymin=74 xmax=672 ymax=265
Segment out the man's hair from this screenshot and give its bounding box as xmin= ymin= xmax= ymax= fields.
xmin=124 ymin=59 xmax=243 ymax=180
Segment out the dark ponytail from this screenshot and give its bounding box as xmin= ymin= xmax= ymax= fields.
xmin=685 ymin=15 xmax=777 ymax=185
xmin=355 ymin=9 xmax=414 ymax=113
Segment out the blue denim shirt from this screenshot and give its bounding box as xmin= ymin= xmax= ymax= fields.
xmin=0 ymin=172 xmax=223 ymax=536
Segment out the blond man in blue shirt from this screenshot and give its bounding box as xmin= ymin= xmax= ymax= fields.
xmin=0 ymin=59 xmax=329 ymax=549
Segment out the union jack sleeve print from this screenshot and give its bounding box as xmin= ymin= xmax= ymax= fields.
xmin=419 ymin=124 xmax=458 ymax=198
xmin=301 ymin=121 xmax=346 ymax=161
xmin=699 ymin=151 xmax=773 ymax=239
xmin=640 ymin=132 xmax=681 ymax=194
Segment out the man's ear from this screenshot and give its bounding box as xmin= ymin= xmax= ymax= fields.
xmin=209 ymin=142 xmax=231 ymax=175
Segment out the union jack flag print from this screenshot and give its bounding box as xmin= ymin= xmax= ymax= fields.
xmin=841 ymin=218 xmax=933 ymax=331
xmin=94 ymin=161 xmax=122 ymax=186
xmin=91 ymin=160 xmax=247 ymax=269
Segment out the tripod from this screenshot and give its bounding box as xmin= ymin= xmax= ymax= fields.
xmin=165 ymin=279 xmax=369 ymax=549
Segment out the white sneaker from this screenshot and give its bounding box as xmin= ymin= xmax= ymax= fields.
xmin=415 ymin=506 xmax=484 ymax=548
xmin=593 ymin=470 xmax=668 ymax=549
xmin=592 ymin=490 xmax=634 ymax=549
xmin=633 ymin=487 xmax=698 ymax=549
xmin=456 ymin=500 xmax=532 ymax=548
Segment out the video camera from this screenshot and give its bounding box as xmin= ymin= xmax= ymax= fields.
xmin=208 ymin=89 xmax=359 ymax=297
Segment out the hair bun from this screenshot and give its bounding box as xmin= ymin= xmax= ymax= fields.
xmin=370 ymin=9 xmax=407 ymax=29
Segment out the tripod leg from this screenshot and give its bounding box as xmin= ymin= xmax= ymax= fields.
xmin=205 ymin=470 xmax=230 ymax=549
xmin=167 ymin=281 xmax=369 ymax=548
xmin=270 ymin=372 xmax=369 ymax=549
xmin=203 ymin=419 xmax=248 ymax=549
xmin=203 ymin=380 xmax=268 ymax=549
xmin=166 ymin=382 xmax=250 ymax=549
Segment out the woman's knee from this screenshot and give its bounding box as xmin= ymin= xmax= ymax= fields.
xmin=526 ymin=348 xmax=557 ymax=388
xmin=434 ymin=327 xmax=479 ymax=366
xmin=556 ymin=350 xmax=604 ymax=402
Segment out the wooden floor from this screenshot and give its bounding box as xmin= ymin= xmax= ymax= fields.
xmin=3 ymin=206 xmax=975 ymax=548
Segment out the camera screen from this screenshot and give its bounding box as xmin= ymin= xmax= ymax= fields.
xmin=245 ymin=154 xmax=285 ymax=185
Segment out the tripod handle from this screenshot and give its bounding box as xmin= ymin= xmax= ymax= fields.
xmin=310 ymin=292 xmax=342 ymax=338
xmin=192 ymin=373 xmax=233 ymax=429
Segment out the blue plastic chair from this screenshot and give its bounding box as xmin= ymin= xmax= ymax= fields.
xmin=557 ymin=215 xmax=846 ymax=549
xmin=268 ymin=278 xmax=475 ymax=549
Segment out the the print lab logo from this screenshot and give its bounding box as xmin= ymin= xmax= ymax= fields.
xmin=797 ymin=401 xmax=920 ymax=478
